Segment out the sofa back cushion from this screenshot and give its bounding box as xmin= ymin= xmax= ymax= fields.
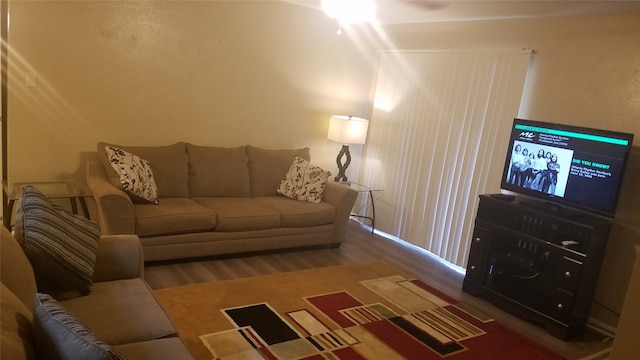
xmin=97 ymin=142 xmax=189 ymax=198
xmin=0 ymin=225 xmax=37 ymax=310
xmin=246 ymin=145 xmax=311 ymax=197
xmin=1 ymin=283 xmax=36 ymax=360
xmin=186 ymin=144 xmax=250 ymax=197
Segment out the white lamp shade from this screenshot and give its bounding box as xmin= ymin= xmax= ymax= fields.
xmin=327 ymin=115 xmax=369 ymax=145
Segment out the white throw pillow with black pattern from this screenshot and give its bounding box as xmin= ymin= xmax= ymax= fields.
xmin=33 ymin=293 xmax=129 ymax=360
xmin=105 ymin=145 xmax=160 ymax=204
xmin=14 ymin=185 xmax=100 ymax=295
xmin=277 ymin=156 xmax=331 ymax=203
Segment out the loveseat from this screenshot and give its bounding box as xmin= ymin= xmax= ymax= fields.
xmin=86 ymin=143 xmax=358 ymax=262
xmin=1 ymin=188 xmax=195 ymax=359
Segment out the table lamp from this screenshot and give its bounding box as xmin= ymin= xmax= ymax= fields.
xmin=327 ymin=115 xmax=369 ymax=183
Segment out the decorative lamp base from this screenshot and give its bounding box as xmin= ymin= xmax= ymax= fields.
xmin=334 ymin=144 xmax=351 ymax=183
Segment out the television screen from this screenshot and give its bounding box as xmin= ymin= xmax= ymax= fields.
xmin=501 ymin=118 xmax=634 ymax=217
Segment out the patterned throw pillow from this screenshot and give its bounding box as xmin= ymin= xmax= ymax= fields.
xmin=14 ymin=185 xmax=100 ymax=295
xmin=277 ymin=156 xmax=331 ymax=203
xmin=33 ymin=293 xmax=129 ymax=360
xmin=105 ymin=145 xmax=160 ymax=204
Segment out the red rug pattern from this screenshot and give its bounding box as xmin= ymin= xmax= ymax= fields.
xmin=189 ymin=269 xmax=564 ymax=359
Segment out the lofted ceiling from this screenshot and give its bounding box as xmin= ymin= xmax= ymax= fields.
xmin=284 ymin=0 xmax=640 ymax=25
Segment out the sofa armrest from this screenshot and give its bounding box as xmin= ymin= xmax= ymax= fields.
xmin=322 ymin=182 xmax=358 ymax=244
xmin=86 ymin=153 xmax=136 ymax=235
xmin=93 ymin=234 xmax=144 ymax=282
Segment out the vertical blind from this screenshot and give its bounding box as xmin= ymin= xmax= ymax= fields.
xmin=360 ymin=49 xmax=533 ymax=268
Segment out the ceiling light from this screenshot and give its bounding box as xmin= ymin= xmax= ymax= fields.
xmin=321 ymin=0 xmax=377 ymax=34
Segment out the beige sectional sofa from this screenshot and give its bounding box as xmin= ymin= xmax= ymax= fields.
xmin=0 ymin=224 xmax=196 ymax=360
xmin=86 ymin=143 xmax=358 ymax=262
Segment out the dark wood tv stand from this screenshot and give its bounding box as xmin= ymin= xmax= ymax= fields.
xmin=462 ymin=194 xmax=612 ymax=340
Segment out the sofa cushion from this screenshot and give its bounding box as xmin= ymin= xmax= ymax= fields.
xmin=246 ymin=145 xmax=310 ymax=197
xmin=33 ymin=293 xmax=128 ymax=360
xmin=1 ymin=226 xmax=37 ymax=310
xmin=60 ymin=278 xmax=178 ymax=346
xmin=98 ymin=142 xmax=189 ymax=198
xmin=277 ymin=156 xmax=331 ymax=203
xmin=105 ymin=146 xmax=160 ymax=204
xmin=1 ymin=283 xmax=36 ymax=360
xmin=254 ymin=196 xmax=335 ymax=227
xmin=192 ymin=197 xmax=280 ymax=231
xmin=133 ymin=198 xmax=216 ymax=237
xmin=186 ymin=144 xmax=250 ymax=197
xmin=14 ymin=185 xmax=100 ymax=296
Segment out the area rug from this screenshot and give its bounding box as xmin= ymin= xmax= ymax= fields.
xmin=154 ymin=261 xmax=563 ymax=360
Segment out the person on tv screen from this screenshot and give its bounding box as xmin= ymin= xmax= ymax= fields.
xmin=544 ymin=154 xmax=561 ymax=195
xmin=531 ymin=149 xmax=548 ymax=191
xmin=541 ymin=151 xmax=553 ymax=191
xmin=521 ymin=151 xmax=535 ymax=188
xmin=509 ymin=144 xmax=526 ymax=186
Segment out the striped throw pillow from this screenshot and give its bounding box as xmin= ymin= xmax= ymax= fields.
xmin=14 ymin=185 xmax=100 ymax=295
xmin=33 ymin=293 xmax=129 ymax=360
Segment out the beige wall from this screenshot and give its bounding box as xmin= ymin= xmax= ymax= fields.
xmin=383 ymin=12 xmax=640 ymax=331
xmin=7 ymin=1 xmax=378 ymax=186
xmin=384 ymin=14 xmax=640 ymax=135
xmin=7 ymin=1 xmax=640 ymax=332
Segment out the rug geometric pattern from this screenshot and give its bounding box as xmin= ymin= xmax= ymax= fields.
xmin=198 ymin=274 xmax=561 ymax=359
xmin=154 ymin=261 xmax=564 ymax=360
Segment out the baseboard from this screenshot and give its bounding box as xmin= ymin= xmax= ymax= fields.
xmin=575 ymin=345 xmax=612 ymax=360
xmin=587 ymin=316 xmax=616 ymax=338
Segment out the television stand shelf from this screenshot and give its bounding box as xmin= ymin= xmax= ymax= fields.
xmin=462 ymin=194 xmax=612 ymax=340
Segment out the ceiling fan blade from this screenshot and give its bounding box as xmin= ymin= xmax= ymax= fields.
xmin=401 ymin=0 xmax=449 ymax=12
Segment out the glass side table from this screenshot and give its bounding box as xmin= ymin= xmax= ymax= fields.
xmin=2 ymin=180 xmax=90 ymax=229
xmin=338 ymin=182 xmax=383 ymax=233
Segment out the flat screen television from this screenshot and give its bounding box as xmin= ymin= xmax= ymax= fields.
xmin=501 ymin=118 xmax=634 ymax=218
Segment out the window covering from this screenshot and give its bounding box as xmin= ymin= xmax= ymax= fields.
xmin=360 ymin=49 xmax=533 ymax=267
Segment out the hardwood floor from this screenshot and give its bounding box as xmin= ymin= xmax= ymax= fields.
xmin=144 ymin=220 xmax=611 ymax=360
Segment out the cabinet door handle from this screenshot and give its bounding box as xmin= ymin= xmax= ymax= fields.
xmin=556 ymin=303 xmax=564 ymax=310
xmin=475 ymin=237 xmax=481 ymax=243
xmin=564 ymin=271 xmax=572 ymax=278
